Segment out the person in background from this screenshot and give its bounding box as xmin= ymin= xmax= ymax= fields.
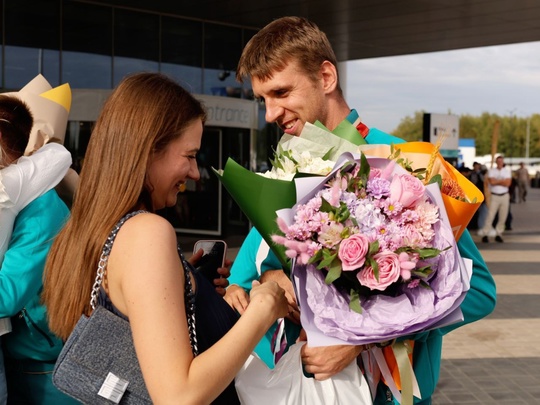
xmin=480 ymin=155 xmax=512 ymax=243
xmin=226 ymin=16 xmax=496 ymax=404
xmin=468 ymin=161 xmax=486 ymax=231
xmin=0 ymin=94 xmax=75 ymax=403
xmin=43 ymin=73 xmax=288 ymax=404
xmin=516 ymin=161 xmax=529 ymax=203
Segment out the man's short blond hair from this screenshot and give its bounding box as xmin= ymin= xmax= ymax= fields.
xmin=236 ymin=16 xmax=342 ymax=94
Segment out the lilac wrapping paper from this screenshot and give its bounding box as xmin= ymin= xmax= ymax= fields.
xmin=284 ymin=153 xmax=472 ymax=346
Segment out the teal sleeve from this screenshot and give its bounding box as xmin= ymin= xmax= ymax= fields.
xmin=228 ymin=227 xmax=264 ymax=291
xmin=229 ymin=227 xmax=282 ymax=292
xmin=0 ymin=190 xmax=69 ymax=317
xmin=366 ymin=128 xmax=406 ymax=145
xmin=440 ymin=229 xmax=496 ymax=333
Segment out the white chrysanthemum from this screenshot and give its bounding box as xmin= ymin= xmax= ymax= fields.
xmin=257 ymin=149 xmax=334 ymax=180
xmin=257 ymin=168 xmax=295 ymax=181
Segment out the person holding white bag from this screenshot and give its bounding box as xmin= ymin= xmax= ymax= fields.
xmin=227 ymin=16 xmax=496 ymax=405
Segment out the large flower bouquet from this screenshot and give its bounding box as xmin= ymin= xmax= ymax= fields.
xmin=271 ymin=152 xmax=471 ymax=405
xmin=217 ymin=122 xmax=473 ymax=404
xmin=273 ymin=152 xmax=470 ymax=344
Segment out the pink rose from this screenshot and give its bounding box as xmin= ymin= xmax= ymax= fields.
xmin=389 ymin=174 xmax=425 ymax=208
xmin=338 ymin=234 xmax=370 ymax=271
xmin=357 ymin=251 xmax=401 ymax=291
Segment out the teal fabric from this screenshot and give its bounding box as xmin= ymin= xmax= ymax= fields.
xmin=0 ymin=190 xmax=77 ymax=404
xmin=365 ymin=127 xmax=406 ymax=146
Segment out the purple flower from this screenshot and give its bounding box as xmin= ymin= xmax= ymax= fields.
xmin=366 ymin=177 xmax=390 ymax=199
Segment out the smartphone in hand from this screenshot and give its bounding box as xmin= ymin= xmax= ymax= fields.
xmin=193 ymin=240 xmax=227 ymax=283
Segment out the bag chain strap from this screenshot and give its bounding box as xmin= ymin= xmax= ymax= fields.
xmin=179 ymin=248 xmax=199 ymax=356
xmin=89 ymin=210 xmax=198 ymax=356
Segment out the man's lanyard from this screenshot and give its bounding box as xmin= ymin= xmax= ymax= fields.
xmin=348 ymin=110 xmax=370 ymax=138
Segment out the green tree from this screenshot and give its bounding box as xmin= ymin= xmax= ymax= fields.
xmin=393 ymin=111 xmax=540 ymax=158
xmin=392 ymin=111 xmax=424 ymax=141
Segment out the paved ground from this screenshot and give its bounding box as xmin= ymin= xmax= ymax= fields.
xmin=180 ymin=187 xmax=540 ymax=404
xmin=432 ymin=187 xmax=540 ymax=404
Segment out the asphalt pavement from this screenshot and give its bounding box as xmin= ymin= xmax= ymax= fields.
xmin=432 ymin=187 xmax=540 ymax=404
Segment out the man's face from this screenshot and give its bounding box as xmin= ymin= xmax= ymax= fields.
xmin=496 ymin=157 xmax=504 ymax=168
xmin=251 ymin=60 xmax=328 ymax=136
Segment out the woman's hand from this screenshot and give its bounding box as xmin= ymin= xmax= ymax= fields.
xmin=260 ymin=269 xmax=300 ymax=324
xmin=223 ymin=284 xmax=249 ymax=314
xmin=248 ymin=280 xmax=289 ymax=321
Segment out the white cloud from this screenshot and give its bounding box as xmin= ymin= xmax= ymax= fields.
xmin=344 ymin=41 xmax=540 ymax=133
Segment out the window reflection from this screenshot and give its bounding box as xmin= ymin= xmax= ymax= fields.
xmin=0 ymin=3 xmax=256 ymax=97
xmin=4 ymin=46 xmax=59 ymax=89
xmin=63 ymin=51 xmax=112 ymax=89
xmin=205 ymin=67 xmax=243 ymax=98
xmin=113 ymin=9 xmax=159 ymax=85
xmin=113 ymin=57 xmax=159 ymax=87
xmin=161 ymin=63 xmax=202 ymax=94
xmin=62 ymin=1 xmax=112 ymax=87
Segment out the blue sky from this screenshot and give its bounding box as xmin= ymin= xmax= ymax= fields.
xmin=344 ymin=41 xmax=540 ymax=134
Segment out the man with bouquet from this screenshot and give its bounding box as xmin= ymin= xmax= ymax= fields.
xmin=224 ymin=16 xmax=496 ymax=404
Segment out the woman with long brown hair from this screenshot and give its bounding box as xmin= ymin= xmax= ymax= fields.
xmin=43 ymin=72 xmax=288 ymax=404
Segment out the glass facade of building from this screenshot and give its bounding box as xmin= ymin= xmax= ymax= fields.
xmin=1 ymin=0 xmax=280 ymax=236
xmin=1 ymin=0 xmax=257 ymax=95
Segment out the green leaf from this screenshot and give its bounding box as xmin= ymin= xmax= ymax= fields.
xmin=416 ymin=247 xmax=442 ymax=259
xmin=319 ymin=250 xmax=338 ymax=269
xmin=324 ymin=258 xmax=342 ymax=284
xmin=428 ymin=174 xmax=443 ymax=188
xmin=319 ymin=197 xmax=336 ymax=213
xmin=412 ymin=266 xmax=434 ymax=278
xmin=308 ymin=249 xmax=323 ymax=265
xmin=349 ymin=289 xmax=363 ymax=314
xmin=358 ymin=153 xmax=370 ymax=181
xmin=368 ymin=240 xmax=380 ymax=256
xmin=367 ymin=257 xmax=379 ymax=281
xmin=335 ymin=201 xmax=351 ymax=222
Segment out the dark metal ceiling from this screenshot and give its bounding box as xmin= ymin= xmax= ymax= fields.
xmin=105 ymin=0 xmax=540 ymax=61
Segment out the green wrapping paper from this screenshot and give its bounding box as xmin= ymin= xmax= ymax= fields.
xmin=214 ymin=120 xmax=367 ymax=275
xmin=214 ymin=158 xmax=296 ymax=273
xmin=314 ymin=119 xmax=366 ymax=147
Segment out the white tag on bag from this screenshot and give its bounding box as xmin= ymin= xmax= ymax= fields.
xmin=98 ymin=372 xmax=129 ymax=404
